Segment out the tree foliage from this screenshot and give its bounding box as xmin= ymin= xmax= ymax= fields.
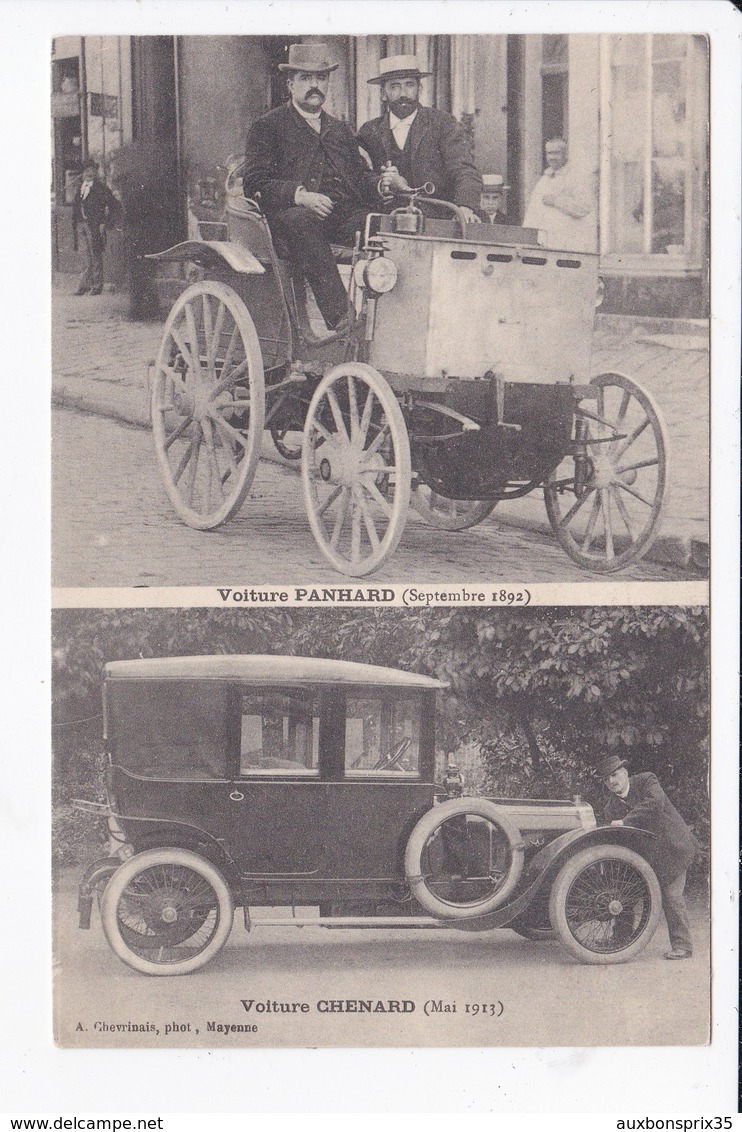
xmin=52 ymin=606 xmax=709 ymax=870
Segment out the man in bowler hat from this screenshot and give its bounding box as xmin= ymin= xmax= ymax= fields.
xmin=72 ymin=159 xmax=120 ymax=295
xmin=597 ymin=754 xmax=699 ymax=959
xmin=243 ymin=43 xmax=381 ymax=334
xmin=357 ymin=55 xmax=483 ymax=222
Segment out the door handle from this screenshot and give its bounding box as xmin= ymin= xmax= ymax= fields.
xmin=229 ymin=790 xmax=244 ymax=802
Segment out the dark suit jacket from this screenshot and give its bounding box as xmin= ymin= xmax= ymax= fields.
xmin=243 ymin=102 xmax=379 ymax=217
xmin=357 ymin=106 xmax=483 ymax=211
xmin=72 ymin=178 xmax=120 ymax=232
xmin=604 ymin=772 xmax=698 ymax=882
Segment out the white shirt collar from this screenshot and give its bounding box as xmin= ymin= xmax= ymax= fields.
xmin=389 ymin=108 xmax=418 ymax=148
xmin=293 ymin=100 xmax=322 ymax=131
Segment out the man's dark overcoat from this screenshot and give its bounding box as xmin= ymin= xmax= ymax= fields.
xmin=243 ymin=102 xmax=379 ymax=217
xmin=603 ymin=772 xmax=698 ymax=882
xmin=357 ymin=106 xmax=483 ymax=212
xmin=72 ymin=177 xmax=120 ymax=246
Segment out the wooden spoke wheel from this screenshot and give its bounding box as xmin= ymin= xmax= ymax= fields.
xmin=302 ymin=363 xmax=411 ymax=576
xmin=411 ymin=486 xmax=497 ymax=530
xmin=544 ymin=372 xmax=669 ymax=572
xmin=269 ymin=423 xmax=303 ymax=462
xmin=151 ymin=281 xmax=265 ymax=530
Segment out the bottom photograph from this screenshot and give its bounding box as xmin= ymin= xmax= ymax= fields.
xmin=52 ymin=605 xmax=709 ymax=1048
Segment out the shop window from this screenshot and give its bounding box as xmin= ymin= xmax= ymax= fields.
xmin=602 ymin=34 xmax=708 ymax=267
xmin=541 ymin=34 xmax=568 ymax=144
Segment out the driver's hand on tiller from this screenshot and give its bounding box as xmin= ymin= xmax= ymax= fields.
xmin=459 ymin=206 xmax=481 ymax=223
xmin=380 ymin=166 xmax=411 ymax=195
xmin=295 ymin=186 xmax=334 ymax=219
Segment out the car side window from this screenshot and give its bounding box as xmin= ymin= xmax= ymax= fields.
xmin=345 ymin=694 xmax=421 ymax=776
xmin=239 ymin=688 xmax=320 ymax=775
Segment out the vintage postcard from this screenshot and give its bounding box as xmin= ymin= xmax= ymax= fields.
xmin=52 ymin=604 xmax=710 ymax=1050
xmin=20 ymin=0 xmax=737 ymax=1115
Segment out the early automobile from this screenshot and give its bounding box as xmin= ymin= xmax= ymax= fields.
xmin=77 ymin=654 xmax=663 ymax=975
xmin=146 ymin=167 xmax=668 ymax=576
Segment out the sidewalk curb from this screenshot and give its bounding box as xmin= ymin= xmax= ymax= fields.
xmin=52 ymin=389 xmax=709 ymax=573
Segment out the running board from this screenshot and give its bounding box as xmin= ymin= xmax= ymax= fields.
xmin=255 ymin=915 xmax=450 ymax=929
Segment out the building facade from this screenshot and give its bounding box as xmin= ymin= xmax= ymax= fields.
xmin=51 ymin=33 xmax=709 ymax=317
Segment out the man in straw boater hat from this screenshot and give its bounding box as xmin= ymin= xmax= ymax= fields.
xmin=243 ymin=43 xmax=382 ymax=335
xmin=596 ymin=754 xmax=699 ymax=960
xmin=357 ymin=54 xmax=483 ymax=223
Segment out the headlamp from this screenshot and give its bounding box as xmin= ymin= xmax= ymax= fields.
xmin=354 ymin=255 xmax=398 ymax=295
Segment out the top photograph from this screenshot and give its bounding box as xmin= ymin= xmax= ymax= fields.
xmin=51 ymin=33 xmax=709 ymax=587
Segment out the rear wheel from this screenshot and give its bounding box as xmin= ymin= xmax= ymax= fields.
xmin=548 ymin=845 xmax=661 ymax=964
xmin=411 ymin=486 xmax=497 ymax=530
xmin=302 ymin=363 xmax=411 ymax=575
xmin=544 ymin=372 xmax=668 ymax=572
xmin=101 ymin=848 xmax=234 ymax=976
xmin=151 ymin=281 xmax=265 ymax=529
xmin=405 ymin=798 xmax=525 ymax=919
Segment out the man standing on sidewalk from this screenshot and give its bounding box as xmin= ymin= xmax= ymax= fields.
xmin=597 ymin=754 xmax=699 ymax=960
xmin=72 ymin=159 xmax=120 ymax=295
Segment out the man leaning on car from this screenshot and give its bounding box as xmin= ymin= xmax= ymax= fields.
xmin=598 ymin=754 xmax=699 ymax=960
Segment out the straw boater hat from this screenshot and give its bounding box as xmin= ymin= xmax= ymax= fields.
xmin=367 ymin=54 xmax=432 ymax=84
xmin=482 ymin=174 xmax=510 ymax=190
xmin=594 ymin=754 xmax=629 ymax=778
xmin=278 ymin=43 xmax=339 ymax=74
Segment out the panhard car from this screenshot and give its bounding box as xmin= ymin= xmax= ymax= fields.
xmin=76 ymin=654 xmax=663 ymax=975
xmin=146 ymin=164 xmax=668 ymax=577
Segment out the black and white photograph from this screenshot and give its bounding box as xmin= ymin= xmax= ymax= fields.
xmin=52 ymin=605 xmax=710 ymax=1049
xmin=4 ymin=0 xmax=738 ymax=1120
xmin=51 ymin=31 xmax=710 ymax=588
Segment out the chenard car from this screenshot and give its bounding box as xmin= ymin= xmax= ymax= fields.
xmin=77 ymin=655 xmax=663 ymax=975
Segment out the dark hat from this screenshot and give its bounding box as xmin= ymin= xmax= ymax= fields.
xmin=368 ymin=54 xmax=432 ymax=85
xmin=595 ymin=755 xmax=629 ymax=778
xmin=278 ymin=43 xmax=339 ymax=74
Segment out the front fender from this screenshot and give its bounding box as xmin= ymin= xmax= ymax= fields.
xmin=448 ymin=824 xmax=656 ymax=933
xmin=145 ymin=240 xmax=265 ymax=275
xmin=529 ymin=823 xmax=656 ymax=879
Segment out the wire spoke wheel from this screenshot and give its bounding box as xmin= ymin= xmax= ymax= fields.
xmin=405 ymin=798 xmax=525 ymax=919
xmin=544 ymin=372 xmax=669 ymax=572
xmin=302 ymin=363 xmax=411 ymax=575
xmin=549 ymin=845 xmax=661 ymax=964
xmin=411 ymin=486 xmax=497 ymax=530
xmin=151 ymin=281 xmax=265 ymax=530
xmin=101 ymin=848 xmax=234 ymax=975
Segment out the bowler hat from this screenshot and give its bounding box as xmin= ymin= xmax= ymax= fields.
xmin=595 ymin=755 xmax=629 ymax=778
xmin=278 ymin=43 xmax=339 ymax=74
xmin=368 ymin=54 xmax=432 ymax=84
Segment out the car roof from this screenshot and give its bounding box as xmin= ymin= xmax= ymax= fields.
xmin=104 ymin=655 xmax=448 ymax=690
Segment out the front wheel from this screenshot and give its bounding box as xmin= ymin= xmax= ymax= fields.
xmin=544 ymin=372 xmax=669 ymax=572
xmin=548 ymin=845 xmax=662 ymax=964
xmin=100 ymin=848 xmax=234 ymax=976
xmin=302 ymin=363 xmax=411 ymax=575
